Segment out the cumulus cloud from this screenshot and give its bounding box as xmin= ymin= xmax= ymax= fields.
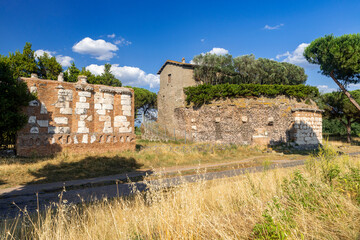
xmin=72 ymin=37 xmax=119 ymax=61
xmin=208 ymin=47 xmax=229 ymax=55
xmin=35 ymin=49 xmax=56 ymax=58
xmin=86 ymin=64 xmax=160 ymax=89
xmin=317 ymin=85 xmax=337 ymax=93
xmin=263 ymin=23 xmax=284 ymax=30
xmin=35 ymin=49 xmax=74 ymax=67
xmin=56 ymin=55 xmax=74 ymax=67
xmin=276 ymin=43 xmax=314 ymax=68
xmin=201 ymin=38 xmax=205 ymax=42
xmin=107 ymin=33 xmax=116 ymax=38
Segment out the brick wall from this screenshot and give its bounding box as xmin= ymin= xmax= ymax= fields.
xmin=17 ymin=75 xmax=136 ymax=157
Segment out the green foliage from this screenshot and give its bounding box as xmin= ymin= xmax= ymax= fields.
xmin=37 ymin=52 xmax=63 ymax=80
xmin=125 ymin=86 xmax=157 ymax=118
xmin=6 ymin=42 xmax=38 ymax=79
xmin=64 ymin=62 xmax=80 ymax=82
xmin=0 ymin=56 xmax=34 ymax=145
xmin=192 ymin=53 xmax=307 ymax=85
xmin=304 ymin=34 xmax=360 ymax=85
xmin=318 ymin=90 xmax=360 ymax=141
xmin=253 ymin=209 xmax=288 ymax=240
xmin=184 ymin=83 xmax=319 ymax=106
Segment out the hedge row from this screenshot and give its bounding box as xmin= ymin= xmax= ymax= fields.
xmin=183 ymin=83 xmax=319 ymax=106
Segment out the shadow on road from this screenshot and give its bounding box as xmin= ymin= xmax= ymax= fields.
xmin=28 ymin=155 xmax=143 ymax=184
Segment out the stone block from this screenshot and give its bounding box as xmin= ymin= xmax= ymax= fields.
xmin=78 ymin=91 xmax=91 ymax=98
xmin=30 ymin=127 xmax=39 ymax=134
xmin=40 ymin=102 xmax=47 ymax=114
xmin=94 ymin=103 xmax=102 ymax=110
xmin=28 ymin=116 xmax=36 ymax=124
xmin=87 ymin=115 xmax=93 ymax=121
xmin=123 ymin=110 xmax=131 ymax=116
xmin=78 ymin=121 xmax=86 ymax=127
xmin=30 ymin=86 xmax=37 ymax=93
xmin=192 ymin=125 xmax=197 ymax=130
xmin=75 ymin=108 xmax=87 ymax=115
xmin=121 ymin=99 xmax=131 ymax=105
xmin=55 ymin=102 xmax=66 ymax=108
xmin=76 ymin=102 xmax=90 ymax=109
xmin=114 ymin=116 xmax=127 ymax=122
xmin=79 ymin=96 xmax=87 ymax=103
xmin=48 ymin=126 xmax=70 ymax=134
xmin=122 ymin=105 xmax=131 ymax=111
xmin=114 ymin=121 xmax=130 ymax=128
xmin=91 ymin=135 xmax=96 ymax=143
xmin=96 ymin=109 xmax=106 ymax=115
xmin=215 ymin=117 xmax=220 ymax=123
xmin=121 ymin=94 xmax=131 ymax=100
xmin=80 ymin=115 xmax=88 ymax=121
xmin=54 ymin=117 xmax=68 ymax=125
xmin=103 ymin=104 xmax=113 ymax=110
xmin=37 ymin=120 xmax=49 ymax=127
xmin=60 ymin=108 xmax=72 ymax=115
xmin=241 ymin=116 xmax=248 ymax=123
xmin=77 ymin=127 xmax=89 ymax=134
xmin=119 ymin=127 xmax=131 ymax=133
xmin=74 ymin=136 xmax=79 ymax=144
xmin=82 ymin=134 xmax=88 ymax=143
xmin=28 ymin=100 xmax=38 ymax=107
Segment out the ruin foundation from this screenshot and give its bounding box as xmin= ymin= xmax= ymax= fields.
xmin=159 ymin=96 xmax=323 ymax=149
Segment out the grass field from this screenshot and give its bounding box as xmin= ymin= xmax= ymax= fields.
xmin=0 ymin=141 xmax=307 ymax=188
xmin=1 ymin=143 xmax=359 ymax=239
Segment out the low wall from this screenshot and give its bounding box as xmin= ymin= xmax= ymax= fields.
xmin=170 ymin=96 xmax=322 ymax=148
xmin=17 ymin=75 xmax=136 ymax=157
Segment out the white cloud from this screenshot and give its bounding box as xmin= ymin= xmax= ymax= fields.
xmin=72 ymin=37 xmax=119 ymax=61
xmin=114 ymin=37 xmax=132 ymax=46
xmin=263 ymin=23 xmax=284 ymax=30
xmin=35 ymin=49 xmax=56 ymax=58
xmin=317 ymin=85 xmax=337 ymax=93
xmin=276 ymin=43 xmax=314 ymax=68
xmin=56 ymin=55 xmax=74 ymax=67
xmin=208 ymin=47 xmax=229 ymax=55
xmin=107 ymin=33 xmax=116 ymax=38
xmin=35 ymin=49 xmax=74 ymax=67
xmin=201 ymin=38 xmax=205 ymax=42
xmin=86 ymin=64 xmax=160 ymax=89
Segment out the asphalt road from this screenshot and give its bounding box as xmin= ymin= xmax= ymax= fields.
xmin=0 ymin=159 xmax=305 ymax=219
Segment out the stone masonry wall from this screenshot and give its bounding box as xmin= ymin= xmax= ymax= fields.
xmin=170 ymin=96 xmax=323 ymax=148
xmin=17 ymin=75 xmax=136 ymax=157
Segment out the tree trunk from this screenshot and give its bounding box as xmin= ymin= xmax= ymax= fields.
xmin=330 ymin=71 xmax=360 ymax=112
xmin=346 ymin=118 xmax=352 ymax=143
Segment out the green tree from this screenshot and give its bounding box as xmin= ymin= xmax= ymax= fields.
xmin=304 ymin=34 xmax=360 ymax=111
xmin=99 ymin=63 xmax=122 ymax=87
xmin=0 ymin=56 xmax=34 ymax=146
xmin=319 ymin=90 xmax=360 ymax=143
xmin=37 ymin=52 xmax=63 ymax=80
xmin=7 ymin=42 xmax=38 ymax=79
xmin=64 ymin=62 xmax=80 ymax=82
xmin=125 ymin=86 xmax=157 ymax=120
xmin=192 ymin=53 xmax=307 ymax=85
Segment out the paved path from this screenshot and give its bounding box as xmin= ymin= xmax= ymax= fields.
xmin=0 ymin=159 xmax=305 ymax=219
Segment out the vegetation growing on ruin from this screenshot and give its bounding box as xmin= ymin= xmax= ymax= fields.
xmin=184 ymin=83 xmax=319 ymax=106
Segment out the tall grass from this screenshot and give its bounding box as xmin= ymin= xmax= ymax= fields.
xmin=1 ymin=143 xmax=359 ymax=239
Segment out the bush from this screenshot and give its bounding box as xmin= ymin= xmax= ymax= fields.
xmin=184 ymin=83 xmax=319 ymax=106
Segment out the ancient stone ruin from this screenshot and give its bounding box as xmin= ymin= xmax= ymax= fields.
xmin=17 ymin=74 xmax=136 ymax=157
xmin=154 ymin=58 xmax=323 ymax=149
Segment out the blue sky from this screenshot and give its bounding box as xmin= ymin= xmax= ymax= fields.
xmin=1 ymin=0 xmax=360 ymax=92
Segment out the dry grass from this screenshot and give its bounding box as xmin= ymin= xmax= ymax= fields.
xmin=0 ymin=141 xmax=305 ymax=188
xmin=1 ymin=143 xmax=360 ymax=239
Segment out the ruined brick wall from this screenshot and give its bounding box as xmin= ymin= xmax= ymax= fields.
xmin=171 ymin=96 xmax=323 ymax=148
xmin=17 ymin=75 xmax=136 ymax=157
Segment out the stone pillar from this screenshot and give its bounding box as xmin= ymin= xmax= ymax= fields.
xmin=31 ymin=73 xmax=38 ymax=78
xmin=78 ymin=75 xmax=88 ymax=84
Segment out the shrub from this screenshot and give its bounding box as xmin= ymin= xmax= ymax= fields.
xmin=184 ymin=83 xmax=319 ymax=106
